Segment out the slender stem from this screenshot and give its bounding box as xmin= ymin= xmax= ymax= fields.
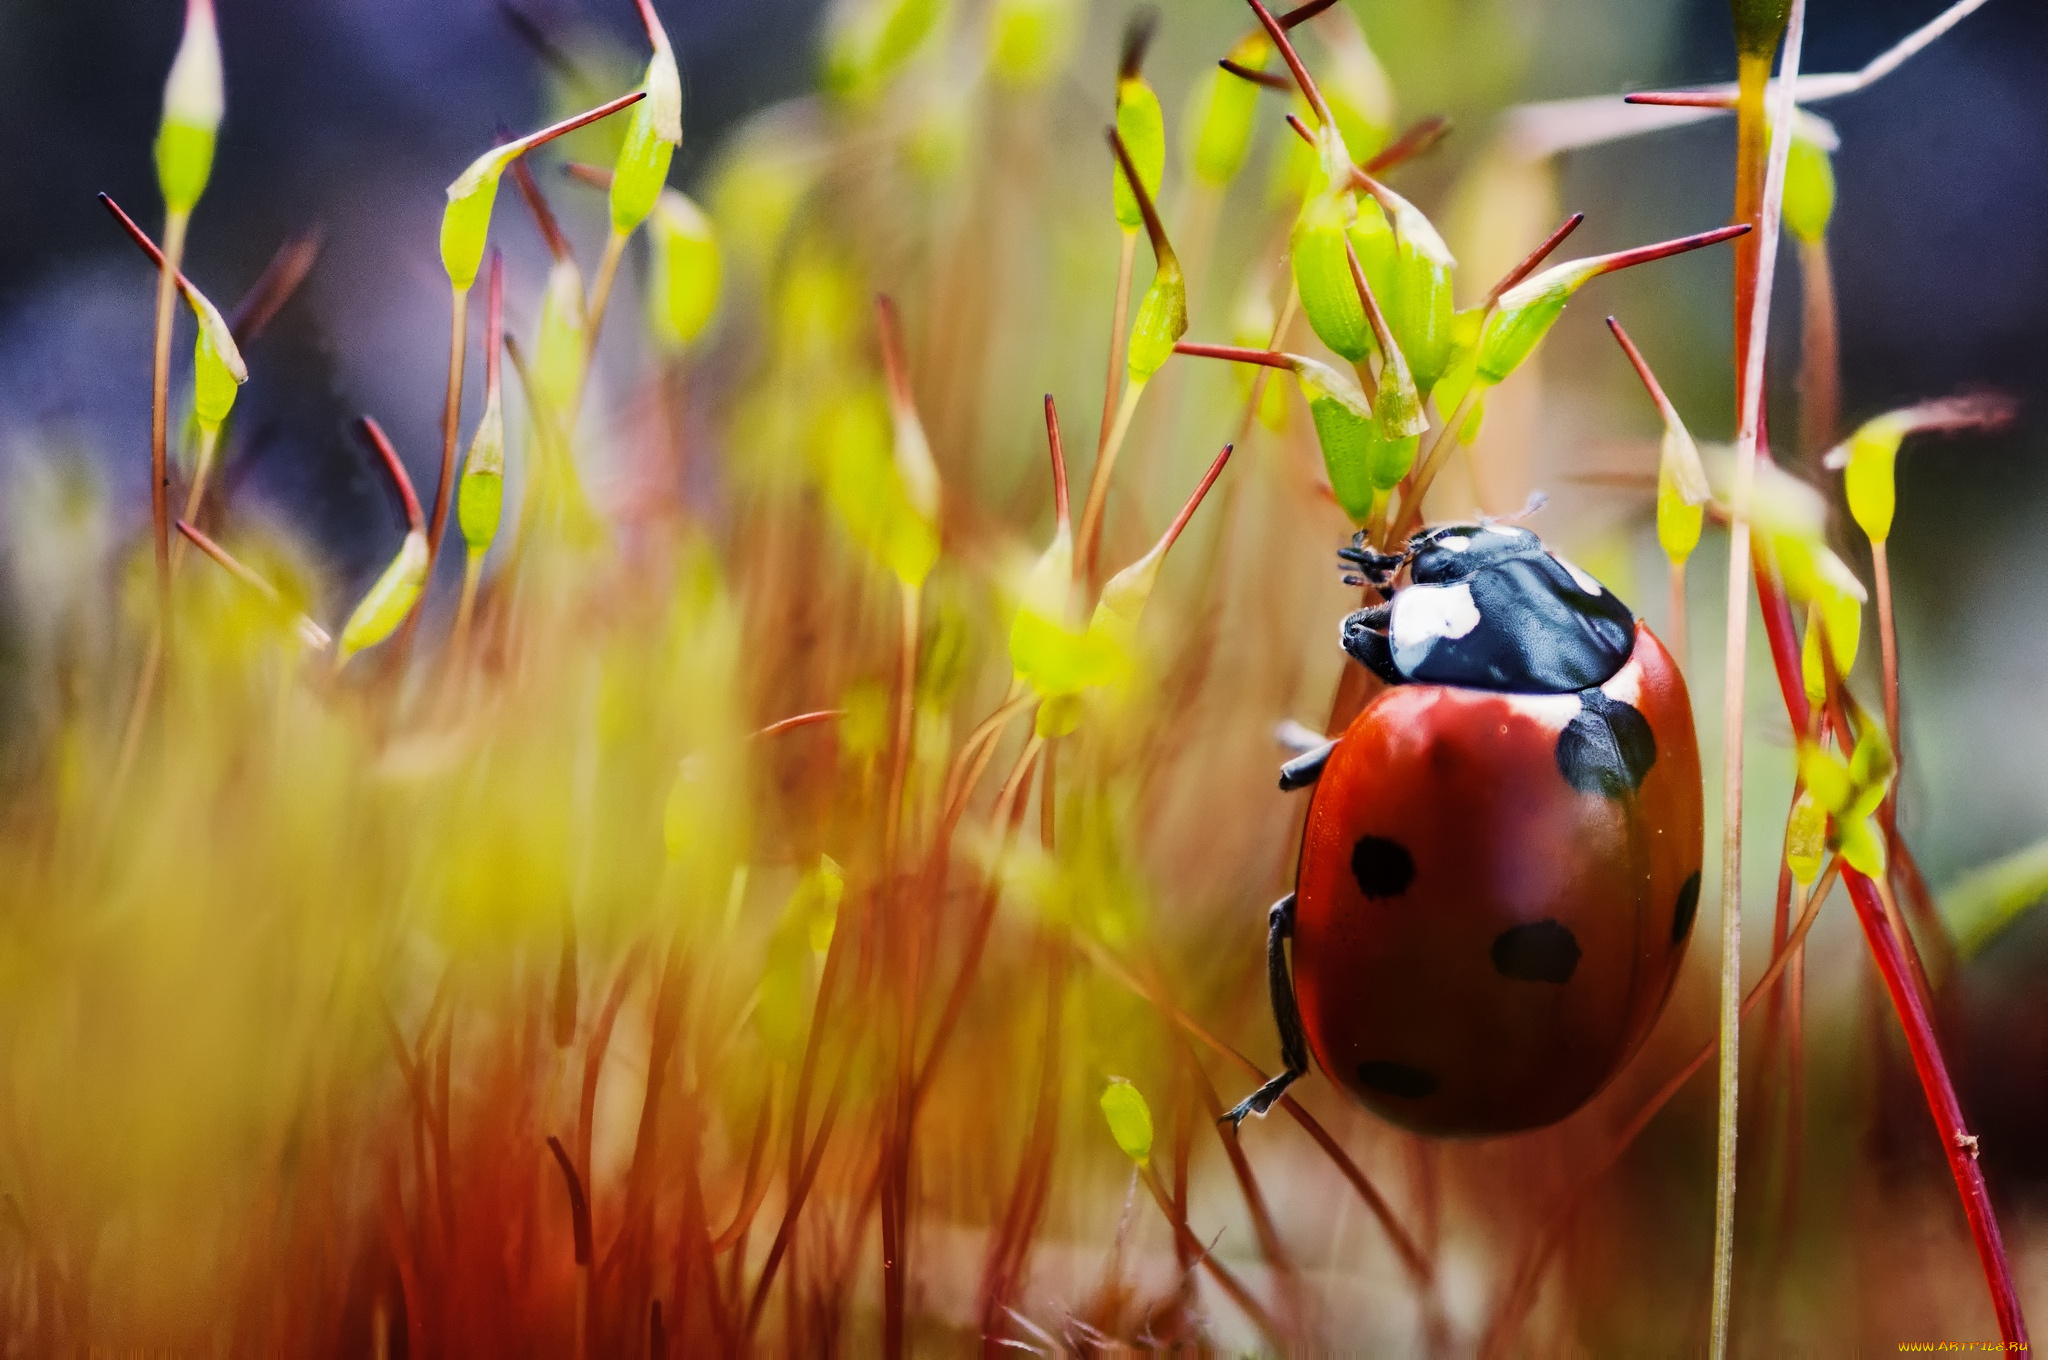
xmin=1136 ymin=1163 xmax=1285 ymax=1347
xmin=149 ymin=208 xmax=192 ymax=648
xmin=1797 ymin=237 xmax=1839 ymax=466
xmin=1666 ymin=561 xmax=1689 ymax=673
xmin=883 ymin=582 xmax=921 ymax=885
xmin=1075 ymin=380 xmax=1146 ymax=587
xmin=1481 ymin=858 xmax=1842 ymax=1359
xmin=1099 ymin=232 xmax=1138 ymax=455
xmin=451 ymin=549 xmax=485 ymax=668
xmin=1712 ymin=10 xmax=1807 ymax=1357
xmin=1391 ymin=388 xmax=1478 ymax=542
xmin=585 ymin=228 xmax=629 ymax=366
xmin=1873 ymin=539 xmax=1901 ymax=772
xmin=427 ymin=287 xmax=471 ymax=565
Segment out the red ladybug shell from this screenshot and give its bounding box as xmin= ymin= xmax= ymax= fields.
xmin=1293 ymin=621 xmax=1702 ymax=1137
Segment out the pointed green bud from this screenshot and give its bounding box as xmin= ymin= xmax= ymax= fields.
xmin=1110 ymin=125 xmax=1185 ymax=383
xmin=1786 ymin=788 xmax=1827 ymax=885
xmin=1823 ymin=396 xmax=2017 ymax=545
xmin=440 ymin=91 xmax=647 ymax=290
xmin=1126 ymin=253 xmax=1186 ymax=383
xmin=1783 ymin=130 xmax=1836 ymax=246
xmin=1085 ymin=441 xmax=1232 ymax=675
xmin=609 ymin=29 xmax=683 ymax=234
xmin=1481 ymin=224 xmax=1750 ymax=385
xmin=186 ymin=284 xmax=247 ymax=432
xmin=647 ymin=190 xmax=721 ymax=350
xmin=1732 ymin=0 xmax=1792 ymax=59
xmin=1187 ymin=32 xmax=1269 ymax=187
xmin=1113 ymin=78 xmax=1166 ymax=231
xmin=533 ymin=258 xmax=589 ymax=430
xmin=1657 ymin=459 xmax=1705 ymax=565
xmin=824 ymin=0 xmax=948 ymax=102
xmin=1099 ymin=1077 xmax=1153 ymax=1166
xmin=156 ymin=0 xmax=224 ymax=213
xmin=1801 ymin=589 xmax=1862 ymax=704
xmin=441 ymin=147 xmax=520 ymax=292
xmin=1837 ymin=815 xmax=1887 ymax=878
xmin=1293 ymin=189 xmax=1372 ymax=363
xmin=1798 ymin=741 xmax=1854 ymax=817
xmin=821 ymin=388 xmax=940 ymax=587
xmin=337 ymin=530 xmax=428 ymax=664
xmin=1008 ymin=521 xmax=1108 ymax=697
xmin=988 ymin=0 xmax=1075 ymax=90
xmin=1355 ymin=181 xmax=1457 ymax=394
xmin=458 ymin=387 xmax=507 ymax=553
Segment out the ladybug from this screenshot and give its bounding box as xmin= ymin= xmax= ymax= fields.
xmin=1225 ymin=522 xmax=1704 ymax=1137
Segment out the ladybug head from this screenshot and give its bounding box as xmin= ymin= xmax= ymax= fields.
xmin=1337 ymin=522 xmax=1637 ymax=694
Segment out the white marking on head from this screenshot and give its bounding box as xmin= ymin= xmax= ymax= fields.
xmin=1555 ymin=555 xmax=1604 ymax=596
xmin=1391 ymin=582 xmax=1482 ymax=675
xmin=1438 ymin=534 xmax=1471 ymax=552
xmin=1484 ymin=524 xmax=1530 ymax=540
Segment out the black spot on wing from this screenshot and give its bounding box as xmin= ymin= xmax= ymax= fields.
xmin=1351 ymin=836 xmax=1415 ymax=898
xmin=1672 ymin=871 xmax=1702 ymax=945
xmin=1491 ymin=919 xmax=1581 ymax=984
xmin=1357 ymin=1061 xmax=1438 ymax=1099
xmin=1555 ymin=689 xmax=1657 ymax=798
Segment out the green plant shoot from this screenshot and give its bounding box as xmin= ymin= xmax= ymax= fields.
xmin=1112 ymin=40 xmax=1165 ymax=232
xmin=647 ymin=191 xmax=722 ymax=351
xmin=156 ymin=0 xmax=224 ymax=214
xmin=609 ymin=0 xmax=685 ymax=235
xmin=336 ymin=531 xmax=429 ymax=665
xmin=1099 ymin=1078 xmax=1153 ymax=1166
xmin=440 ymin=91 xmax=646 ymax=292
xmin=1188 ymin=32 xmax=1269 ymax=186
xmin=1478 ymin=224 xmax=1750 ymax=386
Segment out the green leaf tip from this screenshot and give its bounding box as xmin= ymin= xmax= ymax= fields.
xmin=647 ymin=190 xmax=722 ymax=350
xmin=1099 ymin=1078 xmax=1154 ymax=1165
xmin=440 ymin=89 xmax=648 ymax=290
xmin=157 ymin=0 xmax=224 ymax=212
xmin=610 ymin=0 xmax=684 ymax=234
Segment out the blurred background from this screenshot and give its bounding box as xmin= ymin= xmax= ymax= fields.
xmin=2 ymin=0 xmax=2046 ymax=1349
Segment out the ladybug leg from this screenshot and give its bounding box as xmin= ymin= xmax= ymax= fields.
xmin=1278 ymin=740 xmax=1336 ymax=791
xmin=1221 ymin=893 xmax=1310 ymax=1129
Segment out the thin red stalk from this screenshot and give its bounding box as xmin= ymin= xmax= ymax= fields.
xmin=912 ymin=737 xmax=1042 ymax=1107
xmin=1245 ymin=0 xmax=1333 ymax=128
xmin=1173 ymin=341 xmax=1294 ymax=370
xmin=1484 ymin=211 xmax=1586 ymax=314
xmin=1157 ymin=443 xmax=1236 ymax=555
xmin=545 ymin=1136 xmax=594 ymax=1266
xmin=1078 ymin=938 xmax=1432 ymax=1285
xmin=516 ymin=89 xmax=645 ymax=155
xmin=226 ymin=226 xmax=324 ymax=343
xmin=98 ymin=193 xmax=201 ymax=306
xmin=1276 ymin=0 xmax=1340 ymax=28
xmin=483 ymin=249 xmax=505 ymax=403
xmin=1362 ymin=115 xmax=1453 ymax=174
xmin=1218 ymin=58 xmax=1292 ymax=92
xmin=710 ymin=1085 xmax=777 ymax=1251
xmin=173 ymin=520 xmax=280 ymax=609
xmin=358 ymin=417 xmax=424 ymax=534
xmin=576 ymin=944 xmax=647 ymax=1191
xmin=1750 ymin=509 xmax=2024 ymax=1339
xmin=744 ymin=1055 xmax=851 ymax=1340
xmin=1107 ymin=128 xmax=1176 ymax=271
xmin=1186 ymin=1047 xmax=1306 ymax=1338
xmin=1136 ymin=1163 xmax=1285 ymax=1347
xmin=752 ymin=709 xmax=844 ymax=740
xmin=1625 ymin=90 xmax=1740 ymax=108
xmin=1045 ymin=394 xmax=1070 ymax=532
xmin=506 ymin=150 xmax=573 ymax=264
xmin=1341 ymin=234 xmax=1401 ymax=367
xmin=1590 ymin=222 xmax=1752 ymax=281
